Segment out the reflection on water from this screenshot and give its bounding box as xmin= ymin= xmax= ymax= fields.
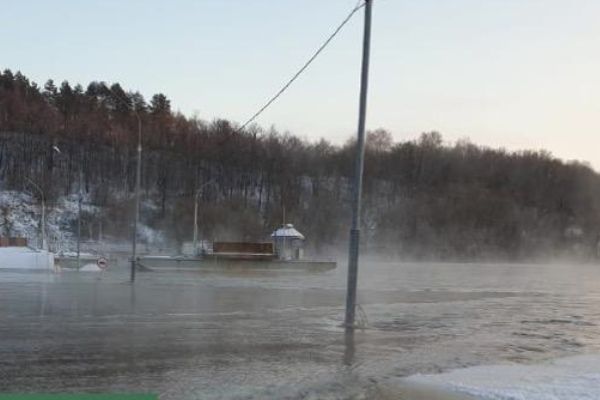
xmin=343 ymin=328 xmax=355 ymax=367
xmin=0 ymin=262 xmax=599 ymax=399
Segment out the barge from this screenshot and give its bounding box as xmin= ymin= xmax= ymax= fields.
xmin=138 ymin=224 xmax=336 ymax=272
xmin=54 ymin=252 xmax=108 ymax=270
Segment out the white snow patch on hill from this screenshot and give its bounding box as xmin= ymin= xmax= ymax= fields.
xmin=0 ymin=190 xmax=97 ymax=251
xmin=0 ymin=191 xmax=42 ymax=245
xmin=0 ymin=190 xmax=168 ymax=253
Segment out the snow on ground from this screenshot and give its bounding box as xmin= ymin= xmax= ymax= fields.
xmin=403 ymin=354 xmax=600 ymax=400
xmin=78 ymin=263 xmax=103 ymax=272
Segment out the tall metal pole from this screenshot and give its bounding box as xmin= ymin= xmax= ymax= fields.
xmin=41 ymin=193 xmax=46 ymax=250
xmin=345 ymin=0 xmax=373 ymax=329
xmin=131 ymin=114 xmax=142 ymax=282
xmin=193 ymin=191 xmax=199 ymax=255
xmin=102 ymin=84 xmax=142 ymax=282
xmin=25 ymin=177 xmax=46 ymax=250
xmin=77 ymin=146 xmax=83 ymax=269
xmin=282 ymin=206 xmax=286 ymax=259
xmin=192 ymin=180 xmax=215 ymax=256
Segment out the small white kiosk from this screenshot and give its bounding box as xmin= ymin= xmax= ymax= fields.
xmin=271 ymin=224 xmax=305 ymax=261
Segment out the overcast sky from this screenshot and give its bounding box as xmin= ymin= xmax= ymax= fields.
xmin=3 ymin=0 xmax=600 ymax=168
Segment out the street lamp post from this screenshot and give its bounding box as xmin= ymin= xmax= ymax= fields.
xmin=49 ymin=144 xmax=80 ymax=265
xmin=77 ymin=146 xmax=83 ymax=269
xmin=193 ymin=180 xmax=215 ymax=256
xmin=193 ymin=190 xmax=199 ymax=255
xmin=25 ymin=177 xmax=46 ymax=250
xmin=131 ymin=112 xmax=142 ymax=282
xmin=104 ymin=84 xmax=142 ymax=282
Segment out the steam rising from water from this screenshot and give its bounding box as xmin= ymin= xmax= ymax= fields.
xmin=1 ymin=260 xmax=599 ymax=399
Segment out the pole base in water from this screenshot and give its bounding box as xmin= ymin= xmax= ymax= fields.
xmin=130 ymin=259 xmax=137 ymax=282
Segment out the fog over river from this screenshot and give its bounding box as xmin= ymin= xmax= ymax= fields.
xmin=1 ymin=261 xmax=599 ymax=399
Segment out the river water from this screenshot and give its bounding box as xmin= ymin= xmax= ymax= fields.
xmin=1 ymin=261 xmax=599 ymax=399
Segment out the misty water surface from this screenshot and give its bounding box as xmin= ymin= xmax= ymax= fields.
xmin=1 ymin=261 xmax=599 ymax=399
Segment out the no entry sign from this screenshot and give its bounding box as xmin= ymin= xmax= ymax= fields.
xmin=97 ymin=257 xmax=108 ymax=270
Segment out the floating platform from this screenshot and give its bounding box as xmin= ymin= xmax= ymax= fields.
xmin=0 ymin=247 xmax=55 ymax=271
xmin=139 ymin=236 xmax=336 ymax=272
xmin=137 ymin=255 xmax=336 ymax=272
xmin=54 ymin=253 xmax=106 ymax=270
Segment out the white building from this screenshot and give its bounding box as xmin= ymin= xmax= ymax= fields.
xmin=271 ymin=224 xmax=305 ymax=260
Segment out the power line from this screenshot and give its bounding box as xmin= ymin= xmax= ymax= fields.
xmin=237 ymin=1 xmax=366 ymax=133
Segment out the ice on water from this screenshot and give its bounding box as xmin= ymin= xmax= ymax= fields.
xmin=405 ymin=354 xmax=600 ymax=400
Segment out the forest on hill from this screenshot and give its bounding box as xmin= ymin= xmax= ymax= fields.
xmin=1 ymin=68 xmax=600 ymax=261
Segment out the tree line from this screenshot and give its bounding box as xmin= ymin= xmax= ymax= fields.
xmin=1 ymin=68 xmax=599 ymax=261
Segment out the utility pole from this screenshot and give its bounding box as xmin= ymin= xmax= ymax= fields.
xmin=345 ymin=0 xmax=373 ymax=329
xmin=193 ymin=180 xmax=215 ymax=256
xmin=193 ymin=191 xmax=199 ymax=255
xmin=282 ymin=206 xmax=286 ymax=259
xmin=103 ymin=83 xmax=142 ymax=282
xmin=104 ymin=85 xmax=142 ymax=282
xmin=132 ymin=113 xmax=142 ymax=282
xmin=25 ymin=177 xmax=46 ymax=251
xmin=77 ymin=146 xmax=83 ymax=269
xmin=41 ymin=191 xmax=46 ymax=250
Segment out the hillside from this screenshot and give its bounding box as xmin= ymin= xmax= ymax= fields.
xmin=2 ymin=69 xmax=600 ymax=261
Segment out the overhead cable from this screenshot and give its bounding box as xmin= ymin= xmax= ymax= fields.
xmin=237 ymin=1 xmax=366 ymax=132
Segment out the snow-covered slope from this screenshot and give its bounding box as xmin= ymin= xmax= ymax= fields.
xmin=0 ymin=190 xmax=167 ymax=253
xmin=0 ymin=190 xmax=96 ymax=251
xmin=0 ymin=191 xmax=42 ymax=245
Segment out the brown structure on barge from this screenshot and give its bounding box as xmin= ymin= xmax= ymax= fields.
xmin=209 ymin=242 xmax=276 ymax=261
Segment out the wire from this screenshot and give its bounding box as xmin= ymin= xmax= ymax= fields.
xmin=237 ymin=1 xmax=366 ymax=133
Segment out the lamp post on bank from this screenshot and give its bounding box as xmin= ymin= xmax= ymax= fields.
xmin=131 ymin=111 xmax=142 ymax=282
xmin=76 ymin=146 xmax=83 ymax=269
xmin=25 ymin=177 xmax=46 ymax=250
xmin=24 ymin=146 xmax=62 ymax=251
xmin=345 ymin=0 xmax=373 ymax=330
xmin=52 ymin=144 xmax=83 ymax=269
xmin=104 ymin=84 xmax=142 ymax=282
xmin=193 ymin=180 xmax=215 ymax=256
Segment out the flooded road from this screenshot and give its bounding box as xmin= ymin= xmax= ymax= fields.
xmin=1 ymin=262 xmax=600 ymax=399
